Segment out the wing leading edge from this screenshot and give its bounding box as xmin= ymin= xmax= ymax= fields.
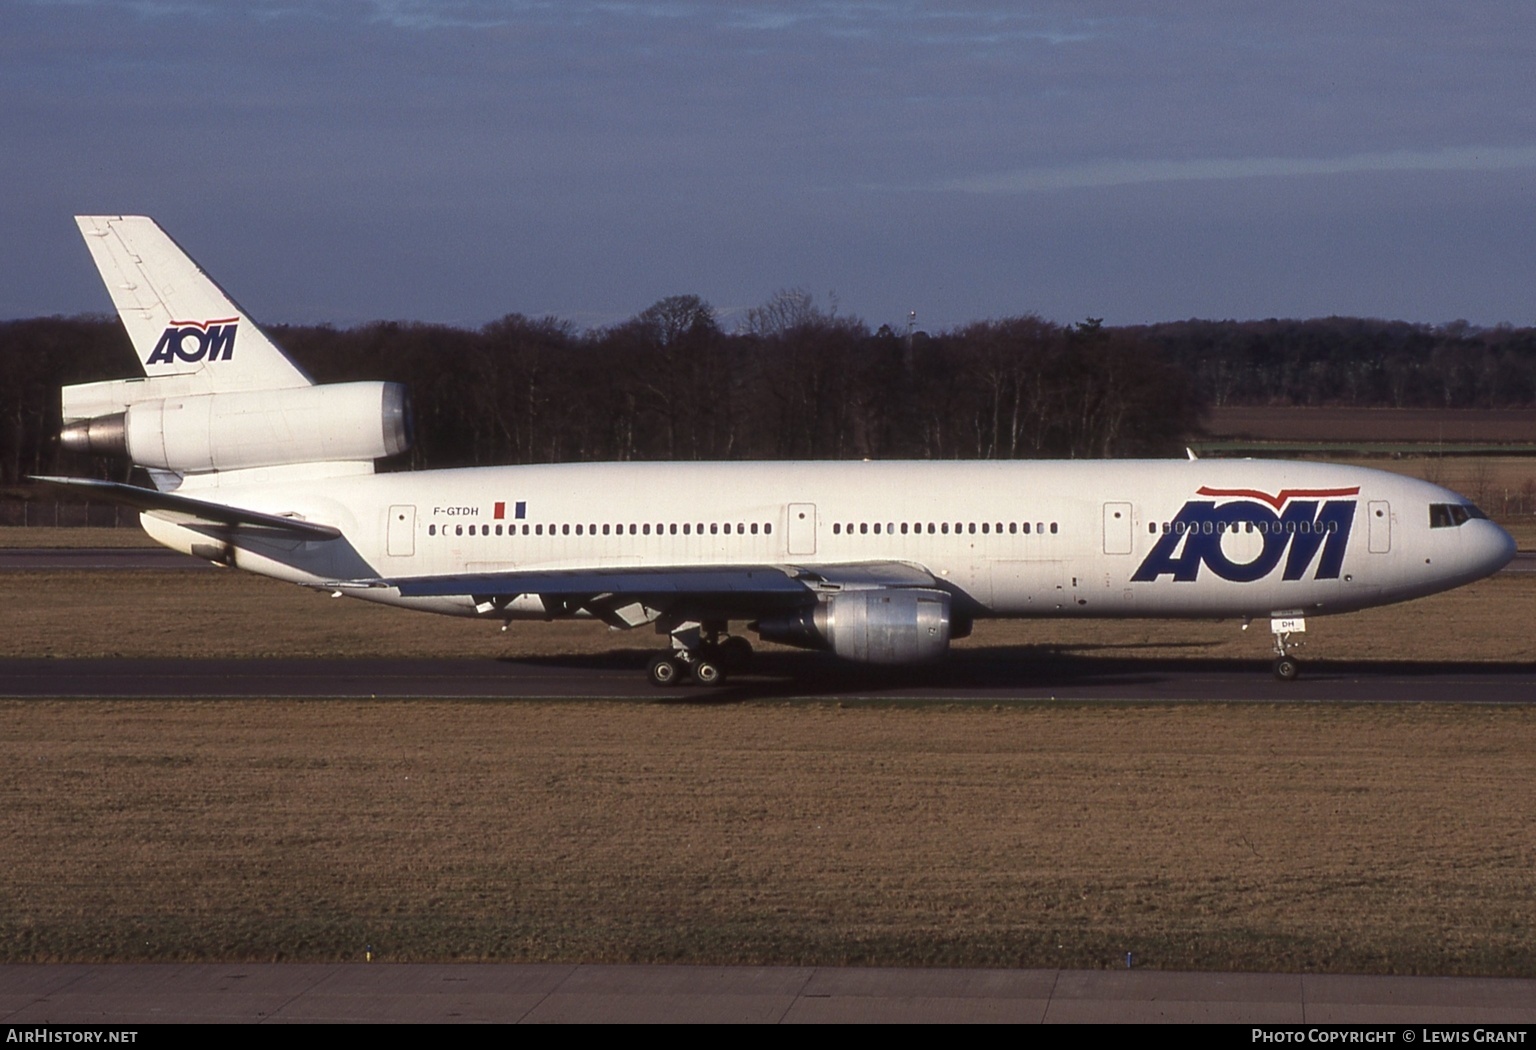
xmin=386 ymin=561 xmax=943 ymax=625
xmin=394 ymin=566 xmax=808 ymax=599
xmin=390 ymin=560 xmax=937 ymax=598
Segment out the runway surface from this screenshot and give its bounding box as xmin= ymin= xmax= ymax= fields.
xmin=4 ymin=963 xmax=1535 ymax=1023
xmin=0 ymin=548 xmax=214 ymax=570
xmin=3 ymin=654 xmax=1534 ymax=702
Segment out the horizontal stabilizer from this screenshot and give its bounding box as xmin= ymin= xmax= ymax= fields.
xmin=29 ymin=476 xmax=341 ymax=539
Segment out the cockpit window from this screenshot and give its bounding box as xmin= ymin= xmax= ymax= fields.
xmin=1429 ymin=503 xmax=1482 ymax=528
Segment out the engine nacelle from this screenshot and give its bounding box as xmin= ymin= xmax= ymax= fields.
xmin=754 ymin=588 xmax=953 ymax=664
xmin=60 ymin=381 xmax=411 ymax=473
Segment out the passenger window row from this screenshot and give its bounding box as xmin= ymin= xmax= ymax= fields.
xmin=428 ymin=521 xmax=773 ymax=538
xmin=831 ymin=521 xmax=1059 ymax=536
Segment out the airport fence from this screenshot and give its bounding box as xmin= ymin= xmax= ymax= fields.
xmin=0 ymin=494 xmax=135 ymax=528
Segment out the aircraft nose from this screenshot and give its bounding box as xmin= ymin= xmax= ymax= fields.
xmin=1475 ymin=520 xmax=1518 ymax=577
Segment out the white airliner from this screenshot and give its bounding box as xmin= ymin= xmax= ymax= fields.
xmin=40 ymin=216 xmax=1517 ymax=684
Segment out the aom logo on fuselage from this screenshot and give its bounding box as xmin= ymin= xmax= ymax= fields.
xmin=1132 ymin=486 xmax=1359 ymax=584
xmin=146 ymin=317 xmax=238 ymax=365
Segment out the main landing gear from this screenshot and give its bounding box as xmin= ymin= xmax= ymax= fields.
xmin=646 ymin=623 xmax=753 ymax=687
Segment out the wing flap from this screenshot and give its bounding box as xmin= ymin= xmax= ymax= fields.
xmin=385 ymin=561 xmax=946 ymax=625
xmin=393 ymin=565 xmax=810 ymax=599
xmin=392 ymin=564 xmax=817 ymax=625
xmin=388 ymin=561 xmax=941 ymax=601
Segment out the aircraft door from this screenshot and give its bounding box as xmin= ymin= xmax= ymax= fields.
xmin=388 ymin=504 xmax=416 ymax=557
xmin=1102 ymin=502 xmax=1134 ymax=555
xmin=1368 ymin=500 xmax=1391 ymax=553
xmin=787 ymin=503 xmax=817 ymax=556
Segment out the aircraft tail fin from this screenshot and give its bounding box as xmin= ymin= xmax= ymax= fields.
xmin=75 ymin=215 xmax=311 ymax=392
xmin=62 ymin=217 xmax=411 ymax=477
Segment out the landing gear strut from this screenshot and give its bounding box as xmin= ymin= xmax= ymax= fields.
xmin=1269 ymin=614 xmax=1305 ymax=681
xmin=646 ymin=621 xmax=753 ymax=687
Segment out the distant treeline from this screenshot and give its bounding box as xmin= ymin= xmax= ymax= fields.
xmin=1136 ymin=316 xmax=1536 ymax=410
xmin=3 ymin=293 xmax=1534 ymax=485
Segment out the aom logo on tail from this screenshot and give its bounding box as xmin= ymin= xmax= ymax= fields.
xmin=1132 ymin=486 xmax=1359 ymax=583
xmin=146 ymin=317 xmax=239 ymax=365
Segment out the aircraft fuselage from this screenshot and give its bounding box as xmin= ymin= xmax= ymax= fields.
xmin=145 ymin=457 xmax=1515 ymax=624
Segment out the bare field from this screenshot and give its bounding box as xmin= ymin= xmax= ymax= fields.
xmin=0 ymin=527 xmax=157 ymax=549
xmin=2 ymin=540 xmax=1532 ymax=975
xmin=1 ymin=700 xmax=1532 ymax=974
xmin=1 ymin=568 xmax=1530 ymax=663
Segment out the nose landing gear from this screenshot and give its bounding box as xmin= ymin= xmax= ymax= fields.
xmin=1269 ymin=614 xmax=1305 ymax=681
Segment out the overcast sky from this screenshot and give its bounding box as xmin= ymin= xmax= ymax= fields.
xmin=5 ymin=1 xmax=1535 ymax=332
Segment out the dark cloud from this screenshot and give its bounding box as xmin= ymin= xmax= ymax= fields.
xmin=5 ymin=0 xmax=1535 ymax=328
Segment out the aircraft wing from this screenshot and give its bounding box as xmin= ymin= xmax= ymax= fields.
xmin=386 ymin=561 xmax=942 ymax=625
xmin=30 ymin=476 xmax=342 ymax=540
xmin=394 ymin=565 xmax=809 ymax=599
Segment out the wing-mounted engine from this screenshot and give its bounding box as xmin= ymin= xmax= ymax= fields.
xmin=59 ymin=378 xmax=412 ymax=474
xmin=754 ymin=587 xmax=953 ymax=664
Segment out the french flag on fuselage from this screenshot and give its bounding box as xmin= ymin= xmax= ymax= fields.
xmin=492 ymin=501 xmax=527 ymax=520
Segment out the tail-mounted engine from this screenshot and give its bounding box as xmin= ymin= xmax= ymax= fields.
xmin=754 ymin=587 xmax=953 ymax=664
xmin=59 ymin=379 xmax=412 ymax=473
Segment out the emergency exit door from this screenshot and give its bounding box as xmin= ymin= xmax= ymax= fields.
xmin=1368 ymin=500 xmax=1391 ymax=553
xmin=787 ymin=503 xmax=817 ymax=556
xmin=1103 ymin=502 xmax=1134 ymax=555
xmin=388 ymin=504 xmax=416 ymax=557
